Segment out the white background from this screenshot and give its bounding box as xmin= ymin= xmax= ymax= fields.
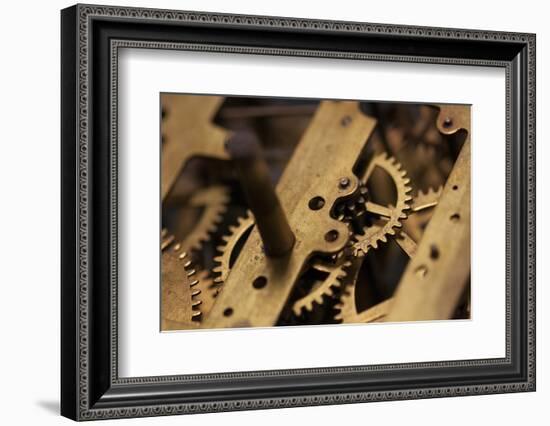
xmin=0 ymin=0 xmax=547 ymax=425
xmin=119 ymin=50 xmax=506 ymax=376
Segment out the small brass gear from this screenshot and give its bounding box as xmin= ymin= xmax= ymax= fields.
xmin=333 ymin=184 xmax=369 ymax=222
xmin=160 ymin=232 xmax=202 ymax=330
xmin=352 ymin=153 xmax=413 ymax=257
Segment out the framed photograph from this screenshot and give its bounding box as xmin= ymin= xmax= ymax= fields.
xmin=61 ymin=4 xmax=536 ymax=420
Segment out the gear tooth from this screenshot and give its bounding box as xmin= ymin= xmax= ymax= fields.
xmin=187 ymin=269 xmax=196 ymax=277
xmin=183 ymin=260 xmax=192 ymax=267
xmin=190 ymin=279 xmax=199 ymax=287
xmin=192 ymin=311 xmax=202 ymax=320
xmin=191 ymin=289 xmax=201 ymax=297
xmin=213 ymin=277 xmax=224 ymax=284
xmin=380 ymin=235 xmax=387 ymax=243
xmin=192 ymin=300 xmax=202 ymax=307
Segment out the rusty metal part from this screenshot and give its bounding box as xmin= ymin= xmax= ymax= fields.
xmin=226 ymin=131 xmax=295 ymax=257
xmin=179 ymin=185 xmax=230 ymax=253
xmin=161 ymin=94 xmax=231 ymax=200
xmin=385 ymin=105 xmax=471 ymax=322
xmin=160 ymin=238 xmax=202 ymax=330
xmin=292 ymin=256 xmax=351 ymax=315
xmin=352 ymin=154 xmax=412 ymax=256
xmin=203 ymin=101 xmax=376 ymax=329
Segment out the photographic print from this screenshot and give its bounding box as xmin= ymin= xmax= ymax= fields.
xmin=160 ymin=95 xmax=471 ymax=331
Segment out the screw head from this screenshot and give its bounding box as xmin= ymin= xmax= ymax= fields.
xmin=339 ymin=177 xmax=351 ymax=189
xmin=443 ymin=117 xmax=453 ymax=128
xmin=341 ymin=115 xmax=352 ymax=127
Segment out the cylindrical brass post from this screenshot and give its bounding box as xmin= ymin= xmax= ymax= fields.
xmin=225 ymin=131 xmax=295 ymax=257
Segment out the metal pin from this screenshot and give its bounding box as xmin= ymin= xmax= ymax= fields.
xmin=225 ymin=131 xmax=295 ymax=257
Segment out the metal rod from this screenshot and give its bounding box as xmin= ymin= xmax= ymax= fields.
xmin=225 ymin=131 xmax=295 ymax=257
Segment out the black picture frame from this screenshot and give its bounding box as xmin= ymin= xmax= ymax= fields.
xmin=61 ymin=3 xmax=536 ymax=421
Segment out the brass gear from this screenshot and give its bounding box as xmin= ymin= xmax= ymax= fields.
xmin=336 ymin=186 xmax=441 ymax=324
xmin=212 ymin=213 xmax=255 ymax=286
xmin=333 ymin=184 xmax=369 ymax=222
xmin=181 ymin=185 xmax=230 ymax=253
xmin=351 ymin=153 xmax=413 ymax=257
xmin=160 ymin=235 xmax=202 ymax=330
xmin=193 ymin=270 xmax=220 ymax=321
xmin=292 ymin=255 xmax=351 ymax=316
xmin=334 ymin=258 xmax=393 ymax=323
xmin=411 ymin=186 xmax=442 ymax=212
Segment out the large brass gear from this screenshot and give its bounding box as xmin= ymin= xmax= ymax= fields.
xmin=351 ymin=153 xmax=413 ymax=257
xmin=292 ymin=255 xmax=351 ymax=316
xmin=160 ymin=233 xmax=202 ymax=330
xmin=334 ymin=258 xmax=392 ymax=323
xmin=212 ymin=214 xmax=255 ymax=286
xmin=335 ymin=186 xmax=442 ymax=324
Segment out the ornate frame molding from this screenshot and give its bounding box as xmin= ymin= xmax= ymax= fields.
xmin=61 ymin=4 xmax=535 ymax=420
